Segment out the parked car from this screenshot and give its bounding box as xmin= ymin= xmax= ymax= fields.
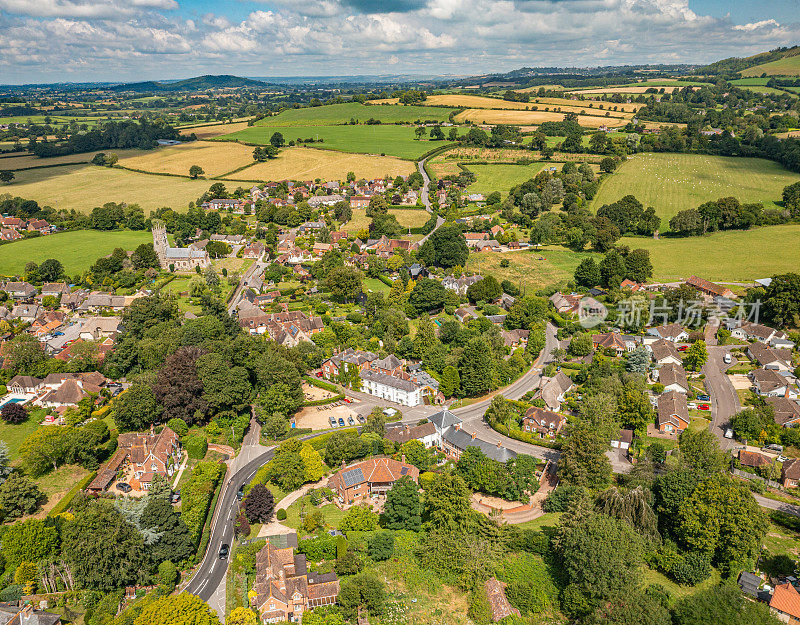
xmin=357 ymin=415 xmax=366 ymax=424
xmin=697 ymin=394 xmax=710 ymax=401
xmin=698 ymin=404 xmax=710 ymax=411
xmin=723 ymin=353 xmax=732 ymax=364
xmin=778 ymin=455 xmax=788 ymax=463
xmin=338 ymin=417 xmax=345 ymax=427
xmin=116 ymin=482 xmax=132 ymax=493
xmin=329 ymin=416 xmax=337 ymax=427
xmin=171 ymin=489 xmax=181 ymax=504
xmin=316 ymin=372 xmax=324 ymax=378
xmin=677 ymin=345 xmax=688 ymax=352
xmin=52 ymin=331 xmax=64 ymax=337
xmin=724 ymin=428 xmax=734 ymax=439
xmin=348 ymin=416 xmax=355 ymax=425
xmin=218 ymin=544 xmax=230 ymax=559
xmin=763 ymin=443 xmax=784 ymax=453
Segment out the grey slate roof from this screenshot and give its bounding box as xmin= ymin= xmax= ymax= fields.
xmin=429 ymin=409 xmax=461 ymax=432
xmin=442 ymin=427 xmax=518 ymax=462
xmin=360 ymin=369 xmax=419 ymax=392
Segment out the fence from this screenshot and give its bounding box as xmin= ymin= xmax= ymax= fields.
xmin=732 ymin=467 xmax=781 ymax=490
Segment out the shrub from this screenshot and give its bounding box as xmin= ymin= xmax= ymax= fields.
xmin=0 ymin=585 xmax=23 ymax=602
xmin=276 ymin=508 xmax=287 ymax=521
xmin=244 ymin=484 xmax=275 ymax=523
xmin=671 ymin=551 xmax=711 ymax=585
xmin=367 ymin=531 xmax=394 ymax=561
xmin=543 ymin=484 xmax=588 ymax=512
xmin=157 ymin=560 xmax=178 ymax=587
xmin=183 ymin=433 xmax=208 ymax=460
xmin=1 ymin=403 xmax=27 ymax=424
xmin=167 ymin=418 xmax=189 ymax=437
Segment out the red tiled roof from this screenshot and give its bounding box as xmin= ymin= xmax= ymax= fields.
xmin=771 ymin=583 xmax=800 ymax=619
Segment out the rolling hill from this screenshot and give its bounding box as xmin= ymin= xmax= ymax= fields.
xmin=109 ymin=75 xmax=267 ymax=92
xmin=700 ymin=46 xmax=800 ymax=76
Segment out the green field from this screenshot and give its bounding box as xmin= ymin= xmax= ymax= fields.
xmin=592 ymin=153 xmax=800 ymax=226
xmin=220 ymin=124 xmax=449 ymax=160
xmin=731 ymin=77 xmax=771 ymax=86
xmin=465 ymin=163 xmax=546 ymax=195
xmin=0 ymin=409 xmax=44 ymax=461
xmin=364 ymin=277 xmax=391 ymax=294
xmin=620 ymin=224 xmax=800 ymax=281
xmin=467 ymin=246 xmax=591 ymax=292
xmin=258 ymin=102 xmax=456 ymax=126
xmin=742 ymin=54 xmax=800 ymax=77
xmin=0 ymin=229 xmax=152 ymax=276
xmin=6 ymin=163 xmax=212 ymax=213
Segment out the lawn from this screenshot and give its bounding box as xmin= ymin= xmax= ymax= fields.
xmin=161 ymin=276 xmax=204 ymax=314
xmin=364 ymin=277 xmax=391 ymax=294
xmin=36 ymin=464 xmax=91 ymax=516
xmin=0 ymin=229 xmax=152 ymax=276
xmin=117 ymin=140 xmax=256 ymax=177
xmin=257 ymin=102 xmax=455 ymax=126
xmin=224 ymin=146 xmax=415 ymax=182
xmin=0 ymin=409 xmax=43 ymax=461
xmin=342 ymin=208 xmax=424 ymax=234
xmin=619 ymin=224 xmax=800 ymax=281
xmin=514 ymin=512 xmax=563 ymax=532
xmin=282 ymin=499 xmax=348 ymax=533
xmin=591 ymin=153 xmax=800 ymax=225
xmin=642 ymin=566 xmax=721 ymax=600
xmin=465 ymin=163 xmax=546 ymax=195
xmin=6 ymin=163 xmax=212 ymax=213
xmin=220 ymin=124 xmax=449 ymax=160
xmin=763 ymin=520 xmax=800 ymax=558
xmin=467 ymin=246 xmax=592 ymax=293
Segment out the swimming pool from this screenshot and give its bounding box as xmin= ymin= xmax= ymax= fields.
xmin=0 ymin=397 xmax=27 ymax=407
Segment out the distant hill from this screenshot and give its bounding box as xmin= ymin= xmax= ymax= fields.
xmin=700 ymin=46 xmax=800 ymax=76
xmin=108 ymin=75 xmax=267 ymax=93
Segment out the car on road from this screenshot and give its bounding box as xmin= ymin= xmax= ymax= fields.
xmin=723 ymin=353 xmax=732 ymax=364
xmin=697 ymin=394 xmax=710 ymax=401
xmin=116 ymin=482 xmax=132 ymax=493
xmin=236 ymin=486 xmax=244 ymax=501
xmin=218 ymin=544 xmax=230 ymax=559
xmin=724 ymin=428 xmax=734 ymax=439
xmin=698 ymin=404 xmax=710 ymax=411
xmin=338 ymin=417 xmax=345 ymax=427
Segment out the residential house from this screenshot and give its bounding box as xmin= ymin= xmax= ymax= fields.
xmin=321 ymin=348 xmax=378 ymax=380
xmin=307 ymin=194 xmax=344 ymax=208
xmin=770 ymin=582 xmax=800 ymax=624
xmin=501 ymin=329 xmax=529 ymax=351
xmin=464 ymin=232 xmax=489 ymax=246
xmin=115 ymin=426 xmax=182 ymax=491
xmin=0 ymin=229 xmax=22 ymax=242
xmin=620 ymin=278 xmax=645 ymax=292
xmin=499 ymin=293 xmax=516 ymax=310
xmin=472 ymin=239 xmax=502 ymax=252
xmin=537 ymin=372 xmax=573 ymax=411
xmin=442 ymin=274 xmax=482 ymax=296
xmin=549 ymin=292 xmax=581 ymax=315
xmin=37 ymin=372 xmax=110 ymax=409
xmin=649 ymin=339 xmax=682 ymax=366
xmin=781 ymin=458 xmax=800 ymax=489
xmin=738 ymin=450 xmax=772 ymax=469
xmin=611 ymin=429 xmax=634 ymax=451
xmin=440 ymin=424 xmax=517 ymax=463
xmin=298 ymin=221 xmax=325 ymax=234
xmin=8 ymin=375 xmax=41 ymax=394
xmin=522 ymin=406 xmax=566 ymax=437
xmin=359 ymin=369 xmax=427 ymax=406
xmin=408 ymin=263 xmax=427 ymax=279
xmin=749 ymin=368 xmax=795 ymax=398
xmin=329 ymin=457 xmax=419 ymax=504
xmin=730 ymin=321 xmax=786 ymax=345
xmin=78 ymin=291 xmax=127 ymax=313
xmin=330 ymin=231 xmax=348 ymax=244
xmin=656 ymin=363 xmax=690 ymax=394
xmin=484 ymin=578 xmax=520 ymax=622
xmin=766 ymin=397 xmax=800 ymax=428
xmin=0 ymin=603 xmax=62 ymax=625
xmin=383 ymin=422 xmax=438 ymax=448
xmin=11 ymin=303 xmax=40 ymax=323
xmin=657 ymin=391 xmax=689 ymax=434
xmin=455 ymin=307 xmax=478 ymax=323
xmin=685 ymin=275 xmax=736 ymax=299
xmin=79 ymin=316 xmax=121 ymax=341
xmin=312 ymin=242 xmax=333 ymax=257
xmin=646 ymin=323 xmax=689 ymax=343
xmin=747 ymin=343 xmax=792 ymax=372
xmin=40 ymin=283 xmax=71 ymax=298
xmin=241 ymin=241 xmax=266 ymax=259
xmin=3 ymin=282 xmax=36 ymax=299
xmin=349 ymin=196 xmax=371 ymax=209
xmin=370 ymin=354 xmax=403 ymax=377
xmin=61 ymin=290 xmax=89 ymax=311
xmin=592 ymin=332 xmax=637 ymax=355
xmin=253 ymin=534 xmax=339 ymax=623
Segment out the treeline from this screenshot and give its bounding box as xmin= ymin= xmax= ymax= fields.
xmin=30 ymin=119 xmax=183 ymax=158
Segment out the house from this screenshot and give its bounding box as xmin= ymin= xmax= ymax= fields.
xmin=0 ymin=603 xmax=62 ymax=625
xmin=408 ymin=263 xmax=427 ymax=279
xmin=464 ymin=232 xmax=489 ymax=246
xmin=116 ymin=426 xmax=181 ymax=491
xmin=370 ymin=354 xmax=403 ymax=377
xmin=241 ymin=241 xmax=266 ymax=259
xmin=620 ymin=278 xmax=645 ymax=292
xmin=730 ymin=321 xmax=787 ymax=345
xmin=537 ymin=372 xmax=573 ymax=411
xmin=307 ymin=194 xmax=344 ymax=208
xmin=781 ymin=458 xmax=800 ymax=489
xmin=473 ymin=239 xmax=502 ymax=252
xmin=649 ymin=338 xmax=682 ymax=366
xmin=685 ymin=275 xmax=736 ymax=299
xmin=501 ymin=328 xmax=529 ymax=350
xmin=40 ymin=282 xmax=71 ymax=298
xmin=522 ymin=406 xmax=566 ymax=437
xmin=455 ymin=307 xmax=478 ymax=323
xmin=8 ymin=375 xmax=41 ymax=394
xmin=79 ymin=316 xmax=121 ymax=341
xmin=3 ymin=281 xmax=36 ymax=299
xmin=330 ymin=230 xmax=348 ymax=244
xmin=611 ymin=429 xmax=634 ymax=451
xmin=312 ymin=242 xmax=333 ymax=257
xmin=738 ymin=450 xmax=772 ymax=469
xmin=592 ymin=332 xmax=637 ymax=355
xmin=11 ymin=303 xmax=40 ymax=323
xmin=749 ymin=368 xmax=794 ymax=398
xmin=61 ymin=290 xmax=89 ymax=311
xmin=656 ymin=363 xmax=690 ymax=394
xmin=428 ymin=409 xmax=517 ymax=462
xmin=738 ymin=571 xmax=763 ymax=599
xmin=321 ymin=348 xmax=378 ymax=380
xmin=442 ymin=274 xmax=482 ymax=296
xmin=646 ymin=323 xmax=689 ymax=343
xmin=253 ymin=534 xmax=339 ymax=623
xmin=484 ymin=578 xmax=520 ymax=622
xmin=329 ymin=457 xmax=419 ymax=504
xmin=359 ymin=369 xmax=426 ymax=407
xmin=499 ymin=293 xmax=516 ymax=310
xmin=765 ymin=396 xmax=800 ymax=428
xmin=549 ymin=292 xmax=581 ymax=315
xmin=78 ymin=291 xmax=127 ymax=312
xmin=37 ymin=372 xmax=110 ymax=409
xmin=349 ymin=195 xmax=371 ymax=209
xmin=770 ymin=582 xmax=800 ymax=624
xmin=747 ymin=343 xmax=792 ymax=372
xmin=384 ymin=422 xmax=438 ymax=448
xmin=657 ymin=391 xmax=689 ymax=434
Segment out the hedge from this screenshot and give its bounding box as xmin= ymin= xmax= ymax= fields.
xmin=194 ymin=470 xmax=225 ymax=564
xmin=49 ymin=470 xmax=97 ymax=517
xmin=771 ymin=510 xmax=800 ymax=533
xmin=488 ymin=420 xmax=562 ymax=450
xmin=181 ymin=461 xmax=226 ymax=550
xmin=377 ymin=274 xmax=393 ymax=287
xmin=183 ymin=433 xmax=208 ymax=460
xmin=309 ymin=428 xmax=359 ymax=450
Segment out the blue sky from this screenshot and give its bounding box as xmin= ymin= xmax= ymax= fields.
xmin=0 ymin=0 xmax=798 ymax=84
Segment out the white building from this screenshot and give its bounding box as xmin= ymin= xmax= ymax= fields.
xmin=359 ymin=369 xmax=423 ymax=407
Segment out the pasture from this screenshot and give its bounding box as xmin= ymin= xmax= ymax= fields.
xmin=6 ymin=164 xmax=211 ymax=212
xmin=256 ymin=102 xmax=455 ymax=126
xmin=464 ymin=163 xmax=545 ymax=195
xmin=591 ymin=153 xmax=800 ymax=224
xmin=741 ymin=54 xmax=800 ymax=77
xmin=619 ymin=225 xmax=800 ymax=281
xmin=454 ymin=108 xmax=628 ymax=127
xmin=0 ymin=229 xmax=152 ymax=276
xmin=179 ymin=121 xmax=252 ymax=139
xmin=466 ymin=247 xmax=591 ymax=292
xmin=220 ymin=124 xmax=447 ymax=159
xmin=0 ymin=149 xmax=149 ymax=170
xmin=118 ymin=140 xmax=256 ymax=177
xmin=342 ymin=208 xmax=427 ymax=233
xmin=225 ymin=147 xmax=414 ymax=181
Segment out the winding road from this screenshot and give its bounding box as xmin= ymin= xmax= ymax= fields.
xmin=417 ymin=155 xmax=444 ymax=246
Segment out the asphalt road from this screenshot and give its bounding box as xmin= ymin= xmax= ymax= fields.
xmin=416 ymin=156 xmax=445 ymax=246
xmin=702 ymin=345 xmax=741 ymax=452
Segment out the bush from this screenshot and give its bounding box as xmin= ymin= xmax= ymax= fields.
xmin=367 ymin=531 xmax=394 ymax=561
xmin=167 ymin=418 xmax=189 ymax=437
xmin=671 ymin=551 xmax=711 ymax=585
xmin=157 ymin=560 xmax=178 ymax=587
xmin=183 ymin=433 xmax=208 ymax=460
xmin=0 ymin=403 xmax=27 ymax=424
xmin=0 ymin=584 xmax=23 ymax=602
xmin=276 ymin=508 xmax=287 ymax=521
xmin=542 ymin=484 xmax=588 ymax=512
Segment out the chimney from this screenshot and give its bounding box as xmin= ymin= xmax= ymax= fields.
xmin=496 ymin=441 xmax=502 ymax=448
xmin=401 ymin=454 xmax=406 ymax=464
xmin=470 ymin=433 xmax=476 ymax=440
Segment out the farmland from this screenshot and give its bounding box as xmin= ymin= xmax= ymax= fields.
xmin=118 ymin=140 xmax=256 ymax=177
xmin=454 ymin=108 xmax=629 ymax=127
xmin=0 ymin=229 xmax=152 ymax=276
xmin=225 ymin=147 xmax=415 ymax=181
xmin=219 ymin=124 xmax=449 ymax=159
xmin=741 ymin=53 xmax=800 ymax=77
xmin=466 ymin=247 xmax=591 ymax=293
xmin=464 ymin=163 xmax=545 ymax=195
xmin=0 ymin=148 xmax=148 ymax=170
xmin=256 ymin=102 xmax=455 ymax=126
xmin=178 ymin=121 xmax=252 ymax=139
xmin=591 ymin=153 xmax=800 ymax=224
xmin=620 ymin=225 xmax=800 ymax=281
xmin=6 ymin=164 xmax=211 ymax=213
xmin=343 ymin=208 xmax=428 ymax=233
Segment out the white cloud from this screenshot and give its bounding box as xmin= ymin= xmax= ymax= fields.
xmin=733 ymin=19 xmax=780 ymax=32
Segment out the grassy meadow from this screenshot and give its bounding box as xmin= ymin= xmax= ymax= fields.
xmin=0 ymin=229 xmax=152 ymax=276
xmin=257 ymin=102 xmax=455 ymax=126
xmin=5 ymin=164 xmax=212 ymax=212
xmin=620 ymin=224 xmax=800 ymax=281
xmin=220 ymin=124 xmax=449 ymax=159
xmin=225 ymin=147 xmax=415 ymax=181
xmin=466 ymin=247 xmax=591 ymax=293
xmin=464 ymin=163 xmax=546 ymax=195
xmin=0 ymin=148 xmax=148 ymax=170
xmin=591 ymin=153 xmax=800 ymax=224
xmin=741 ymin=54 xmax=800 ymax=77
xmin=455 ymin=108 xmax=628 ymax=127
xmin=343 ymin=208 xmax=427 ymax=233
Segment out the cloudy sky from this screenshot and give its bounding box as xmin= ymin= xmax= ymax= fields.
xmin=0 ymin=0 xmax=798 ymax=84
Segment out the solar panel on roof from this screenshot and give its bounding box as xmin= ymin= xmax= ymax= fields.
xmin=400 ymin=467 xmax=409 ymax=475
xmin=342 ymin=467 xmax=364 ymax=488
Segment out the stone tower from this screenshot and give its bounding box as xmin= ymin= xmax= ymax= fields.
xmin=151 ymin=219 xmax=169 ymax=268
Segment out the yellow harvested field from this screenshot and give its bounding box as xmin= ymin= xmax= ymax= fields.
xmin=514 ymin=85 xmax=567 ymax=92
xmin=118 ymin=140 xmax=255 ymax=177
xmin=0 ymin=149 xmax=148 ymax=170
xmin=431 ymin=147 xmax=530 ymax=163
xmin=180 ymin=122 xmax=251 ymax=139
xmin=223 ymin=147 xmax=414 ymax=181
xmin=529 ymin=97 xmax=643 ymax=113
xmin=454 ymin=108 xmax=629 ymax=127
xmin=7 ymin=164 xmax=211 ymax=213
xmin=568 ymin=86 xmax=699 ymax=95
xmin=429 ymin=162 xmax=463 ymax=178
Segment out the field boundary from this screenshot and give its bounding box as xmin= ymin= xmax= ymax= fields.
xmin=4 ymin=161 xmax=91 ymax=172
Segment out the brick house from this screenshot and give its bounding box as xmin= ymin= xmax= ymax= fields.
xmin=522 ymin=406 xmax=566 ymax=437
xmin=657 ymin=391 xmax=689 ymax=434
xmin=116 ymin=426 xmax=181 ymax=490
xmin=329 ymin=457 xmax=419 ymax=505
